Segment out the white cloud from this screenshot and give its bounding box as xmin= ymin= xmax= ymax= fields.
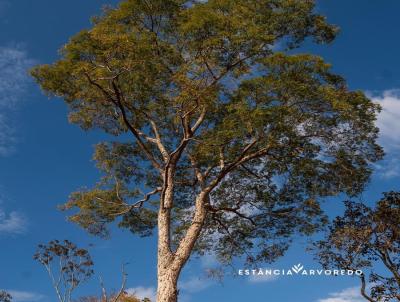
xmin=0 ymin=46 xmax=33 ymax=236
xmin=372 ymin=90 xmax=400 ymax=151
xmin=0 ymin=45 xmax=34 ymax=156
xmin=126 ymin=286 xmax=156 ymax=301
xmin=7 ymin=290 xmax=44 ymax=302
xmin=0 ymin=208 xmax=27 ymax=235
xmin=248 ymin=273 xmax=277 ymax=283
xmin=370 ymin=90 xmax=400 ymax=178
xmin=0 ymin=117 xmax=16 ymax=155
xmin=374 ymin=157 xmax=400 ymax=179
xmin=0 ymin=47 xmax=32 ymax=103
xmin=126 ymin=277 xmax=213 ymax=302
xmin=317 ymin=286 xmax=364 ymax=302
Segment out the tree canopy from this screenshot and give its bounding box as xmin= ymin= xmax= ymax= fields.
xmin=34 ymin=240 xmax=94 ymax=302
xmin=32 ymin=0 xmax=382 ymax=268
xmin=314 ymin=192 xmax=400 ymax=302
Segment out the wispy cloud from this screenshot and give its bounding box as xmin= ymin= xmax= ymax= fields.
xmin=0 ymin=0 xmax=9 ymax=16
xmin=374 ymin=157 xmax=400 ymax=179
xmin=369 ymin=89 xmax=400 ymax=178
xmin=248 ymin=273 xmax=277 ymax=283
xmin=0 ymin=46 xmax=32 ymax=236
xmin=7 ymin=290 xmax=45 ymax=302
xmin=0 ymin=208 xmax=27 ymax=235
xmin=126 ymin=277 xmax=213 ymax=302
xmin=317 ymin=286 xmax=364 ymax=302
xmin=372 ymin=90 xmax=400 ymax=150
xmin=0 ymin=45 xmax=34 ymax=156
xmin=126 ymin=286 xmax=156 ymax=301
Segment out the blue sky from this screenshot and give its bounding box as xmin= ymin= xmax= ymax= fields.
xmin=0 ymin=1 xmax=400 ymax=302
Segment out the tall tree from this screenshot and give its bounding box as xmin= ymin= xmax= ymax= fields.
xmin=314 ymin=192 xmax=400 ymax=302
xmin=31 ymin=1 xmax=382 ymax=301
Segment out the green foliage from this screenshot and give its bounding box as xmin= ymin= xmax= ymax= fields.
xmin=314 ymin=192 xmax=400 ymax=301
xmin=32 ymin=0 xmax=382 ymax=266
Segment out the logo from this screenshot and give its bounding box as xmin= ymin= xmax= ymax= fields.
xmin=291 ymin=263 xmax=304 ymax=274
xmin=238 ymin=263 xmax=362 ymax=277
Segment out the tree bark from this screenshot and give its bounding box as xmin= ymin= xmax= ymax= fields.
xmin=157 ymin=267 xmax=179 ymax=302
xmin=157 ymin=210 xmax=178 ymax=302
xmin=156 ymin=192 xmax=209 ymax=302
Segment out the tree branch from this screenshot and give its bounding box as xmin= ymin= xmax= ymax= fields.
xmin=109 ymin=187 xmax=162 ymax=217
xmin=360 ymin=273 xmax=376 ymax=302
xmin=111 ymin=264 xmax=128 ymax=302
xmin=172 ymin=192 xmax=208 ymax=270
xmin=111 ymin=80 xmax=163 ymax=172
xmin=207 ymin=205 xmax=257 ymax=226
xmin=205 ymin=139 xmax=264 ymax=193
xmin=84 ymin=73 xmax=163 ymax=172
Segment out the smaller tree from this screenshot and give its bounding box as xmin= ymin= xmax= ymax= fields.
xmin=0 ymin=291 xmax=12 ymax=302
xmin=77 ymin=293 xmax=148 ymax=302
xmin=314 ymin=192 xmax=400 ymax=302
xmin=34 ymin=240 xmax=94 ymax=302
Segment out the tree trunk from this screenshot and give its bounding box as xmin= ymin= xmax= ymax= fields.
xmin=156 ymin=189 xmax=208 ymax=302
xmin=157 ymin=215 xmax=178 ymax=301
xmin=157 ymin=267 xmax=179 ymax=302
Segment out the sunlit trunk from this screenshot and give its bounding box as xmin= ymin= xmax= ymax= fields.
xmin=156 ymin=190 xmax=208 ymax=302
xmin=157 ymin=187 xmax=179 ymax=302
xmin=156 ymin=266 xmax=179 ymax=302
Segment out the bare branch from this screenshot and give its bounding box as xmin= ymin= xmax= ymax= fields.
xmin=191 ymin=106 xmax=206 ymax=133
xmin=111 ymin=80 xmax=164 ymax=172
xmin=219 ymin=147 xmax=225 ymax=170
xmin=188 ymin=153 xmax=205 ymax=187
xmin=206 ymin=139 xmax=263 ymax=192
xmin=360 ymin=273 xmax=376 ymax=302
xmin=99 ymin=276 xmax=107 ymax=302
xmin=110 ymin=187 xmax=162 ymax=217
xmin=84 ymin=73 xmax=163 ymax=173
xmin=111 ymin=264 xmax=128 ymax=302
xmin=207 ymin=205 xmax=257 ymax=226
